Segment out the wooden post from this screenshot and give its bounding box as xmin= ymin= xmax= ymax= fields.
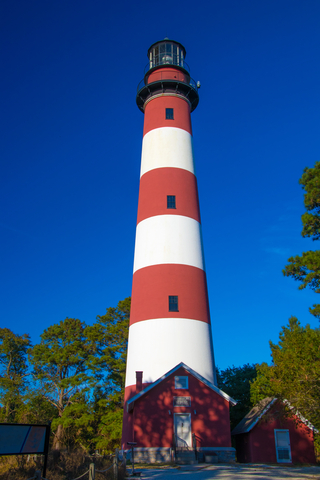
xmin=113 ymin=449 xmax=118 ymax=479
xmin=132 ymin=446 xmax=135 ymax=475
xmin=89 ymin=462 xmax=95 ymax=480
xmin=42 ymin=421 xmax=51 ymax=479
xmin=123 ymin=450 xmax=127 ymax=476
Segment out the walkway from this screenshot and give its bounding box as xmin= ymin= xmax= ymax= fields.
xmin=134 ymin=464 xmax=320 ymax=480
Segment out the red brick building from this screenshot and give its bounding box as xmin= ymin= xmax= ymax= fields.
xmin=232 ymin=398 xmax=317 ymax=464
xmin=122 ymin=363 xmax=236 ymax=463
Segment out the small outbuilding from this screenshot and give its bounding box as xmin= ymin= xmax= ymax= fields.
xmin=232 ymin=397 xmax=317 ymax=464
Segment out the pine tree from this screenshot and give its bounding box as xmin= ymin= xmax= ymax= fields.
xmin=283 ymin=161 xmax=320 ymax=318
xmin=0 ymin=328 xmax=31 ymax=422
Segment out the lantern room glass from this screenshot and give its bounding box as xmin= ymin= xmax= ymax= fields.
xmin=149 ymin=42 xmax=184 ymax=69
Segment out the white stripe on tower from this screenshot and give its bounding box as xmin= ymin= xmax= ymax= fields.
xmin=133 ymin=215 xmax=204 ymax=272
xmin=140 ymin=127 xmax=195 ymax=176
xmin=125 ymin=93 xmax=216 ymax=392
xmin=125 ymin=319 xmax=215 ymax=386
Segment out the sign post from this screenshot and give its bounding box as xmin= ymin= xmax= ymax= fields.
xmin=42 ymin=422 xmax=51 ymax=479
xmin=127 ymin=441 xmax=137 ymax=475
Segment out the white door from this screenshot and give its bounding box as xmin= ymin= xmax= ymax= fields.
xmin=174 ymin=413 xmax=191 ymax=447
xmin=274 ymin=429 xmax=292 ymax=463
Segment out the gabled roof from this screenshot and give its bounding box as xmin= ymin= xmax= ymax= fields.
xmin=231 ymin=397 xmax=319 ymax=435
xmin=231 ymin=397 xmax=276 ymax=435
xmin=127 ymin=362 xmax=237 ymax=412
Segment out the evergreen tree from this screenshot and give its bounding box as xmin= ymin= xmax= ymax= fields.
xmin=86 ymin=297 xmax=130 ymax=452
xmin=283 ymin=161 xmax=320 ymax=318
xmin=0 ymin=328 xmax=31 ymax=422
xmin=28 ymin=298 xmax=130 ymax=451
xmin=217 ymin=364 xmax=257 ymax=430
xmin=250 ymin=317 xmax=320 ymax=430
xmin=29 ymin=317 xmax=97 ymax=449
xmin=86 ymin=297 xmax=130 ymax=400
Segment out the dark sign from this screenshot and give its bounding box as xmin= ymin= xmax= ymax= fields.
xmin=0 ymin=423 xmax=51 ymax=479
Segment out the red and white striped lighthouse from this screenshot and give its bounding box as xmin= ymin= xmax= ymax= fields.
xmin=121 ymin=40 xmax=233 ymax=458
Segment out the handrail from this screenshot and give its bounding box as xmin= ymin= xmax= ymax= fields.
xmin=192 ymin=433 xmax=203 ymax=448
xmin=173 ymin=433 xmax=191 ymax=450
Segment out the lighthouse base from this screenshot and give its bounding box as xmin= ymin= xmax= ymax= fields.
xmin=199 ymin=447 xmax=236 ymax=464
xmin=124 ymin=446 xmax=236 ymax=464
xmin=125 ymin=447 xmax=172 ymax=464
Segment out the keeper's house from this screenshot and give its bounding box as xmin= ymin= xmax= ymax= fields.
xmin=123 ymin=363 xmax=236 ymax=463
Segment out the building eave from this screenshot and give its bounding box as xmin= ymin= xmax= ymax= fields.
xmin=231 ymin=397 xmax=319 ymax=435
xmin=127 ymin=362 xmax=237 ymax=412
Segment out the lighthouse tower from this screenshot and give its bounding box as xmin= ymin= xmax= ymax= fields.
xmin=122 ymin=39 xmax=235 ymax=463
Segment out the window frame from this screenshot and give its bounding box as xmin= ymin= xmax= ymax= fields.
xmin=174 ymin=376 xmax=188 ymax=389
xmin=169 ymin=295 xmax=179 ymax=312
xmin=166 ymin=108 xmax=174 ymax=120
xmin=167 ymin=195 xmax=176 ymax=209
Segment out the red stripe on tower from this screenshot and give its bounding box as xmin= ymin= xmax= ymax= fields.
xmin=137 ymin=168 xmax=200 ymax=224
xmin=143 ymin=95 xmax=192 ymax=136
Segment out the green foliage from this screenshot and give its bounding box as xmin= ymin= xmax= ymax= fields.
xmin=86 ymin=297 xmax=130 ymax=397
xmin=283 ymin=161 xmax=320 ymax=318
xmin=0 ymin=328 xmax=31 ymax=422
xmin=87 ymin=297 xmax=130 ymax=452
xmin=19 ymin=393 xmax=58 ymax=425
xmin=26 ymin=297 xmax=130 ymax=451
xmin=250 ymin=362 xmax=275 ymax=405
xmin=284 ymin=251 xmax=320 ymax=293
xmin=0 ymin=298 xmax=130 ymax=452
xmin=94 ymin=391 xmax=124 ymax=452
xmin=300 ymin=161 xmax=320 ymax=240
xmin=29 ymin=317 xmax=97 ymax=449
xmin=250 ymin=317 xmax=320 ymax=430
xmin=216 ymin=364 xmax=257 ymax=430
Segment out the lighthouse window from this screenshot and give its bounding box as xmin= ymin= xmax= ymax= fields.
xmin=166 ymin=108 xmax=174 ymax=120
xmin=175 ymin=376 xmax=188 ymax=389
xmin=169 ymin=295 xmax=179 ymax=312
xmin=167 ymin=195 xmax=176 ymax=209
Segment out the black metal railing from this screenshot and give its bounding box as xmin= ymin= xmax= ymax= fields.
xmin=173 ymin=433 xmax=191 ymax=452
xmin=137 ymin=70 xmax=198 ymax=94
xmin=192 ymin=433 xmax=203 ymax=460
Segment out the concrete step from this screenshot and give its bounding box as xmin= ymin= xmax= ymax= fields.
xmin=175 ymin=450 xmax=198 ymax=465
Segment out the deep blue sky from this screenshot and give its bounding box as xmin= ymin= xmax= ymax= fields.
xmin=1 ymin=0 xmax=320 ymax=370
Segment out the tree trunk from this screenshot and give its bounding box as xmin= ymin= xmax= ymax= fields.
xmin=53 ymin=423 xmax=64 ymax=450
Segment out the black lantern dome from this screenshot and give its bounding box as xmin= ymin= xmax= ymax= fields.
xmin=147 ymin=39 xmax=187 ymax=72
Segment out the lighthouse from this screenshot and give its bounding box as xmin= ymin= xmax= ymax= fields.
xmin=122 ymin=39 xmax=236 ymax=463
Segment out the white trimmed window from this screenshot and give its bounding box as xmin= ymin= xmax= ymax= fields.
xmin=175 ymin=376 xmax=188 ymax=389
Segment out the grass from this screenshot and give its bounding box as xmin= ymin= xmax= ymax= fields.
xmin=0 ymin=450 xmax=126 ymax=480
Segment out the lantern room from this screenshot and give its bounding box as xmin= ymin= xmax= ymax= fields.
xmin=147 ymin=39 xmax=187 ymax=71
